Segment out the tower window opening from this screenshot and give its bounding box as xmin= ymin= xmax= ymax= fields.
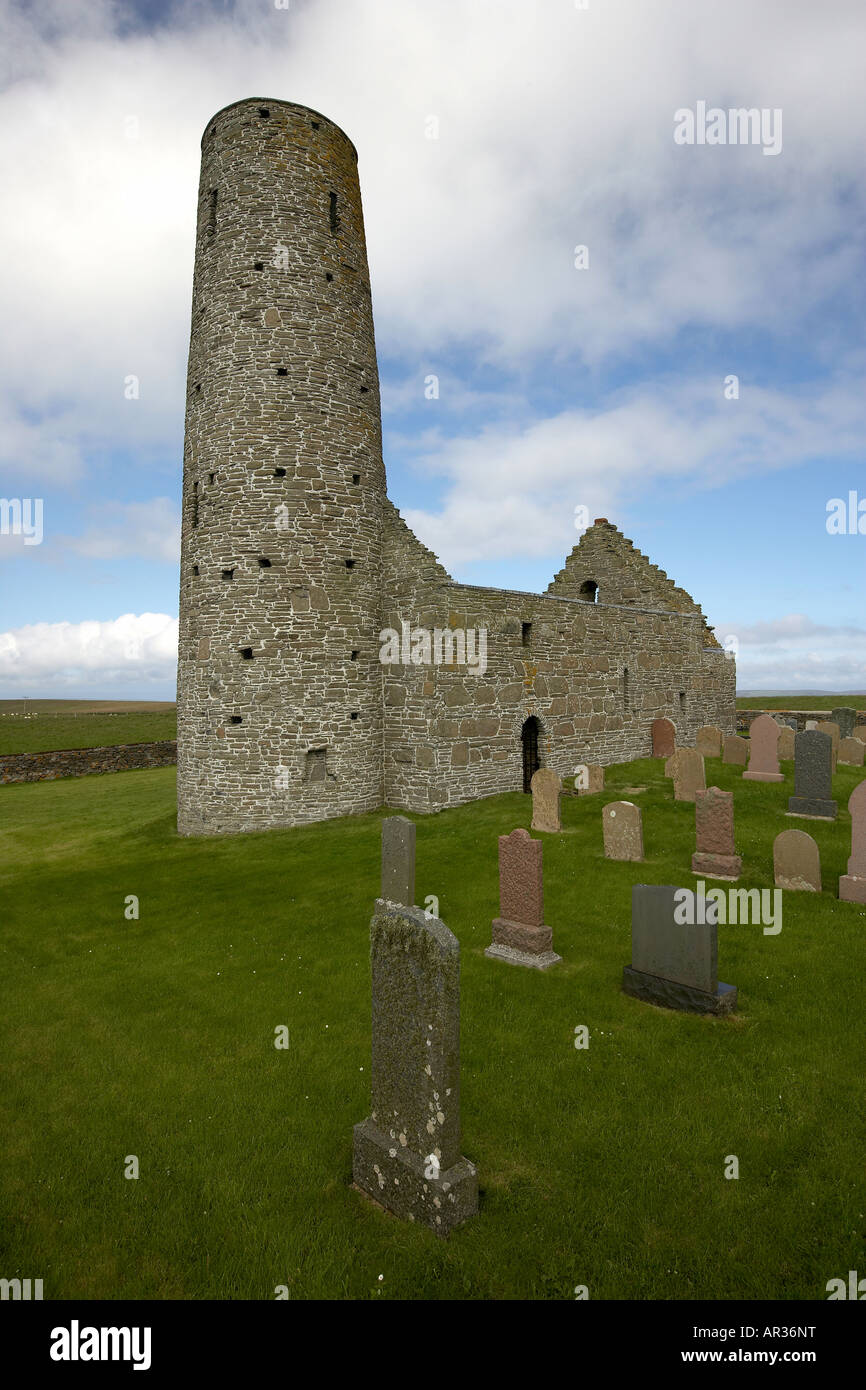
xmin=276 ymin=367 xmax=288 ymax=376
xmin=522 ymin=622 xmax=532 ymax=648
xmin=206 ymin=188 xmax=217 ymax=238
xmin=352 ymin=473 xmax=360 ymax=484
xmin=192 ymin=481 xmax=199 ymax=528
xmin=274 ymin=468 xmax=286 ymax=478
xmin=311 ymin=121 xmax=320 ymax=130
xmin=359 ymin=385 xmax=369 ymax=394
xmin=195 ymin=383 xmax=201 ymax=393
xmin=192 ymin=565 xmax=199 ymax=576
xmin=208 ymin=472 xmax=215 ymax=484
xmin=580 ymin=579 xmax=599 ymax=603
xmin=350 ymin=712 xmax=359 ymax=721
xmin=221 ymin=568 xmax=234 ymax=581
xmin=259 ymin=107 xmax=270 ymax=119
xmin=240 ymin=647 xmax=254 ymax=660
xmin=325 ymin=272 xmax=333 ymax=282
xmin=254 ymin=261 xmax=264 ymax=271
xmin=345 ymin=559 xmax=355 ymax=569
xmin=351 ymin=650 xmax=359 ymax=661
xmin=329 ymin=191 xmax=341 ymax=234
xmin=230 ymin=715 xmax=243 ymax=725
xmin=679 ymin=690 xmax=686 ymax=710
xmin=258 ymin=557 xmax=272 ymax=568
xmin=623 ymin=665 xmax=630 ymax=712
xmin=304 ymin=748 xmax=328 ymax=783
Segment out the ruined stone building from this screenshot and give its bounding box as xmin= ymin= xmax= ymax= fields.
xmin=177 ymin=98 xmax=735 ymax=835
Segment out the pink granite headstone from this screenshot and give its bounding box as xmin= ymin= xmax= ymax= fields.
xmin=651 ymin=718 xmax=676 ymax=758
xmin=691 ymin=786 xmax=741 ymax=880
xmin=839 ymin=780 xmax=866 ymax=903
xmin=743 ymin=713 xmax=784 ymax=783
xmin=486 ymin=829 xmax=560 ymax=969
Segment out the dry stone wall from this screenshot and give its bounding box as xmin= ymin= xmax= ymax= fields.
xmin=0 ymin=742 xmax=177 ymax=785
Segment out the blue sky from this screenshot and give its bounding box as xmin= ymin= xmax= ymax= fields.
xmin=0 ymin=0 xmax=864 ymax=697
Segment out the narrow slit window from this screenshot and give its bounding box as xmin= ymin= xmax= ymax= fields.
xmin=206 ymin=188 xmax=217 ymax=239
xmin=329 ymin=191 xmax=341 ymax=234
xmin=192 ymin=481 xmax=199 ymax=529
xmin=522 ymin=622 xmax=532 ymax=648
xmin=352 ymin=473 xmax=360 ymax=485
xmin=623 ymin=666 xmax=629 ymax=712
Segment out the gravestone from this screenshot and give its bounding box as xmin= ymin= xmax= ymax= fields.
xmin=530 ymin=767 xmax=561 ymax=833
xmin=722 ymin=734 xmax=749 ymax=766
xmin=622 ymin=884 xmax=737 ymax=1016
xmin=832 ymin=707 xmax=855 ymax=740
xmin=788 ymin=730 xmax=836 ymax=819
xmin=853 ymin=724 xmax=866 ymax=744
xmin=353 ymin=901 xmax=478 ymax=1233
xmin=773 ymin=829 xmax=821 ymax=892
xmin=805 ymin=720 xmax=818 ymax=731
xmin=696 ymin=726 xmax=723 ymax=758
xmin=666 ymin=746 xmax=706 ymax=802
xmin=486 ymin=828 xmax=561 ymax=969
xmin=777 ymin=726 xmax=795 ymax=761
xmin=577 ymin=764 xmax=605 ymax=796
xmin=838 ymin=737 xmax=865 ymax=767
xmin=602 ymin=801 xmax=643 ymax=861
xmin=839 ymin=780 xmax=866 ymax=903
xmin=692 ymin=786 xmax=741 ymax=880
xmin=381 ymin=816 xmax=416 ymax=906
xmin=742 ymin=713 xmax=784 ymax=783
xmin=815 ymin=720 xmax=840 ymax=772
xmin=651 ymin=717 xmax=676 ymax=758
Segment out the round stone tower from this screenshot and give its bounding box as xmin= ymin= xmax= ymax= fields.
xmin=177 ymin=99 xmax=386 ymax=834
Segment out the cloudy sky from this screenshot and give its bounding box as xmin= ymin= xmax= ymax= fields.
xmin=0 ymin=0 xmax=864 ymax=697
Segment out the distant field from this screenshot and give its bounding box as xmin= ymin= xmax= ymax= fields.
xmin=0 ymin=701 xmax=176 ymax=755
xmin=736 ymin=695 xmax=865 ymax=712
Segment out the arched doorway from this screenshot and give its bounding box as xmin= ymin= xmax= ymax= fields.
xmin=521 ymin=716 xmax=540 ymax=793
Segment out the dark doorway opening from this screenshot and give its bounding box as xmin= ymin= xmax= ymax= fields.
xmin=521 ymin=716 xmax=540 ymax=793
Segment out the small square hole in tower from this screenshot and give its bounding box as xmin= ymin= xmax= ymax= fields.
xmin=352 ymin=473 xmax=360 ymax=485
xmin=221 ymin=568 xmax=234 ymax=580
xmin=274 ymin=468 xmax=286 ymax=478
xmin=240 ymin=648 xmax=254 ymax=660
xmin=230 ymin=715 xmax=243 ymax=725
xmin=258 ymin=557 xmax=272 ymax=568
xmin=276 ymin=368 xmax=288 ymax=376
xmin=345 ymin=558 xmax=355 ymax=569
xmin=351 ymin=650 xmax=359 ymax=661
xmin=259 ymin=107 xmax=270 ymax=119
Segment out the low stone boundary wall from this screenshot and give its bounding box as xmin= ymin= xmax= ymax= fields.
xmin=736 ymin=710 xmax=866 ymax=734
xmin=0 ymin=741 xmax=177 ymax=785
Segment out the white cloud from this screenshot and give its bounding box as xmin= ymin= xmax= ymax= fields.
xmin=0 ymin=612 xmax=178 ymax=691
xmin=715 ymin=615 xmax=866 ymax=692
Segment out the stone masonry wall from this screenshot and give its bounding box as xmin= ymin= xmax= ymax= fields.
xmin=0 ymin=742 xmax=177 ymax=785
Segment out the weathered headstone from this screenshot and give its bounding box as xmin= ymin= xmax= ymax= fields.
xmin=805 ymin=720 xmax=818 ymax=731
xmin=381 ymin=816 xmax=416 ymax=906
xmin=777 ymin=726 xmax=795 ymax=761
xmin=788 ymin=730 xmax=837 ymax=819
xmin=530 ymin=767 xmax=561 ymax=833
xmin=696 ymin=726 xmax=723 ymax=758
xmin=838 ymin=737 xmax=865 ymax=767
xmin=622 ymin=884 xmax=737 ymax=1016
xmin=486 ymin=828 xmax=561 ymax=969
xmin=692 ymin=786 xmax=741 ymax=880
xmin=815 ymin=720 xmax=840 ymax=772
xmin=576 ymin=764 xmax=604 ymax=796
xmin=839 ymin=779 xmax=866 ymax=903
xmin=773 ymin=829 xmax=821 ymax=892
xmin=853 ymin=724 xmax=866 ymax=744
xmin=742 ymin=713 xmax=784 ymax=783
xmin=353 ymin=900 xmax=478 ymax=1233
xmin=832 ymin=707 xmax=856 ymax=740
xmin=722 ymin=734 xmax=749 ymax=766
xmin=666 ymin=746 xmax=706 ymax=802
xmin=602 ymin=801 xmax=643 ymax=861
xmin=651 ymin=718 xmax=676 ymax=758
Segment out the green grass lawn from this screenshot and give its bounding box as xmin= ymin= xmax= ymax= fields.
xmin=737 ymin=695 xmax=865 ymax=711
xmin=1 ymin=756 xmax=864 ymax=1300
xmin=0 ymin=704 xmax=176 ymax=755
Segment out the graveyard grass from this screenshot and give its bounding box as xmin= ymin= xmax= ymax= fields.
xmin=1 ymin=755 xmax=864 ymax=1301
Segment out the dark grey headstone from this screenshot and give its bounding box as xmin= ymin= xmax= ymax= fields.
xmin=353 ymin=901 xmax=478 ymax=1233
xmin=380 ymin=816 xmax=415 ymax=906
xmin=623 ymin=884 xmax=737 ymax=1016
xmin=832 ymin=707 xmax=856 ymax=740
xmin=788 ymin=730 xmax=837 ymax=819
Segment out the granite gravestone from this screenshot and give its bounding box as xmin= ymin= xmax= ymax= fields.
xmin=691 ymin=786 xmax=741 ymax=881
xmin=838 ymin=737 xmax=865 ymax=767
xmin=722 ymin=734 xmax=749 ymax=766
xmin=486 ymin=828 xmax=561 ymax=970
xmin=788 ymin=730 xmax=836 ymax=819
xmin=696 ymin=726 xmax=723 ymax=758
xmin=832 ymin=707 xmax=856 ymax=740
xmin=773 ymin=829 xmax=821 ymax=892
xmin=622 ymin=884 xmax=737 ymax=1016
xmin=666 ymin=746 xmax=706 ymax=802
xmin=381 ymin=816 xmax=416 ymax=906
xmin=353 ymin=900 xmax=478 ymax=1233
xmin=651 ymin=718 xmax=676 ymax=758
xmin=777 ymin=726 xmax=795 ymax=761
xmin=743 ymin=713 xmax=784 ymax=783
xmin=815 ymin=720 xmax=840 ymax=772
xmin=602 ymin=801 xmax=644 ymax=861
xmin=839 ymin=779 xmax=866 ymax=904
xmin=530 ymin=767 xmax=562 ymax=833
